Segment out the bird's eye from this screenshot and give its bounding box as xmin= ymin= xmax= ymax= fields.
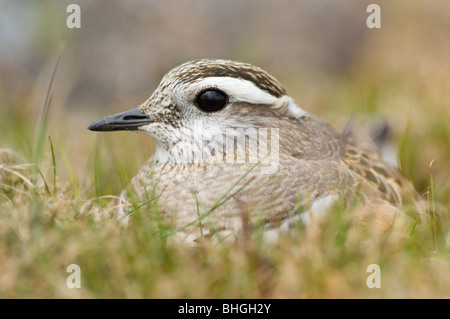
xmin=195 ymin=89 xmax=228 ymax=112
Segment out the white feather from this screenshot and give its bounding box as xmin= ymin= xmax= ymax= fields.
xmin=191 ymin=77 xmax=278 ymax=105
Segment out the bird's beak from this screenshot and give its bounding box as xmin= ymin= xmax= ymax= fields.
xmin=87 ymin=108 xmax=154 ymax=132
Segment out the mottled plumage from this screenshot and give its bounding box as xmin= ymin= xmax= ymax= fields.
xmin=88 ymin=59 xmax=419 ymax=242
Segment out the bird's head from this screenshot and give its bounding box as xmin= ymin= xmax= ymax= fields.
xmin=88 ymin=59 xmax=309 ymax=164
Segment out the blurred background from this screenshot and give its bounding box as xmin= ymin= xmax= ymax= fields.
xmin=0 ymin=0 xmax=449 ymax=198
xmin=0 ymin=0 xmax=450 ymax=299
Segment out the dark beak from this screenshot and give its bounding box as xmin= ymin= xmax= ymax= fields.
xmin=87 ymin=108 xmax=154 ymax=132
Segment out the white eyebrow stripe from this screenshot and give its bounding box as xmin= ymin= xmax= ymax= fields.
xmin=192 ymin=77 xmax=278 ymax=105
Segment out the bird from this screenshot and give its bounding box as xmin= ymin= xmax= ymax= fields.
xmin=88 ymin=59 xmax=419 ymax=243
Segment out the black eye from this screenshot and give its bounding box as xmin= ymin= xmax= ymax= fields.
xmin=195 ymin=89 xmax=228 ymax=112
